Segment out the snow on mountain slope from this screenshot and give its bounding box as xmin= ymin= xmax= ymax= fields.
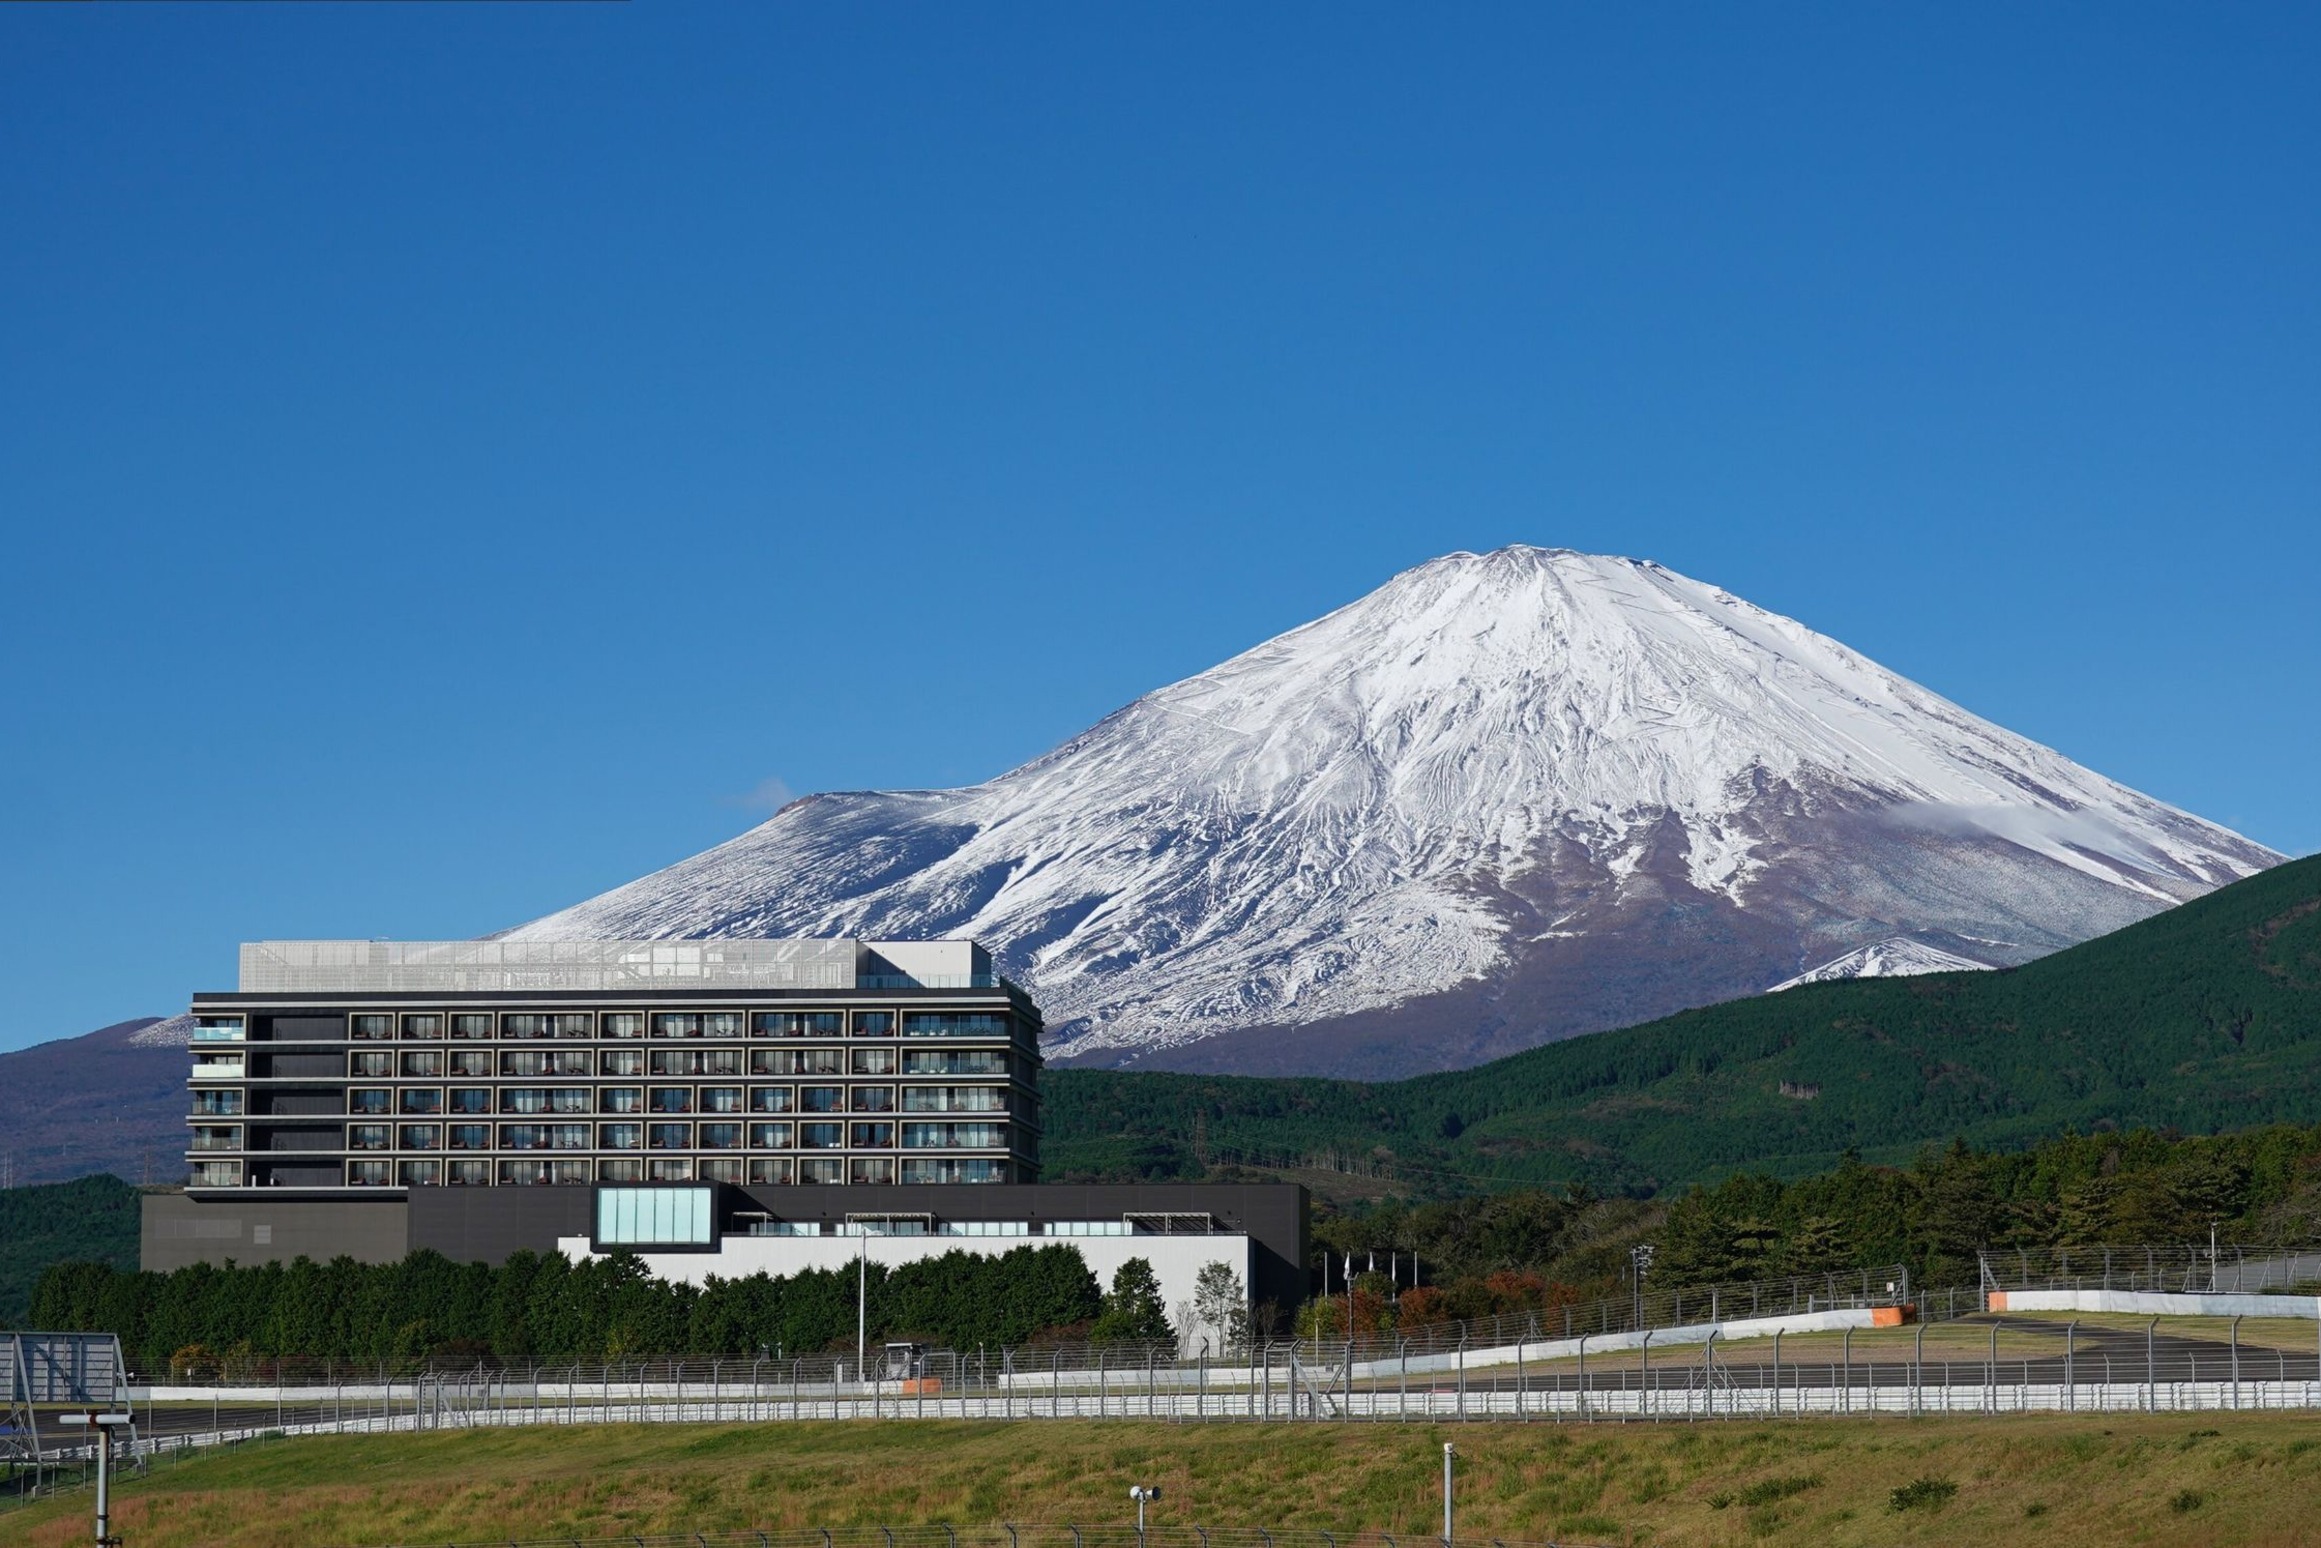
xmin=1771 ymin=937 xmax=1995 ymax=991
xmin=508 ymin=547 xmax=2280 ymax=1076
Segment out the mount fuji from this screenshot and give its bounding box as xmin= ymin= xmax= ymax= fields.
xmin=508 ymin=547 xmax=2280 ymax=1077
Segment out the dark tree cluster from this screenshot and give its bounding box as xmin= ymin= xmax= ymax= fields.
xmin=31 ymin=1242 xmax=1102 ymax=1372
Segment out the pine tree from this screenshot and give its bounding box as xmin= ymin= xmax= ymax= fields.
xmin=1090 ymin=1257 xmax=1174 ymax=1344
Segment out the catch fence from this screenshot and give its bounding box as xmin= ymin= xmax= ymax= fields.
xmin=1980 ymin=1244 xmax=2321 ymax=1296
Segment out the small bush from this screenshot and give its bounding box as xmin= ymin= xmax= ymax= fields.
xmin=2171 ymin=1490 xmax=2208 ymax=1514
xmin=1889 ymin=1476 xmax=1958 ymax=1513
xmin=1706 ymin=1492 xmax=1734 ymax=1510
xmin=1738 ymin=1474 xmax=1824 ymax=1507
xmin=2023 ymin=1501 xmax=2048 ymax=1518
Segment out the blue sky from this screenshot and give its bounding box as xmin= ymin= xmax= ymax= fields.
xmin=3 ymin=4 xmax=2314 ymax=1050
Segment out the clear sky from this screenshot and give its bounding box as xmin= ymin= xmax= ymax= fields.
xmin=3 ymin=4 xmax=2314 ymax=1050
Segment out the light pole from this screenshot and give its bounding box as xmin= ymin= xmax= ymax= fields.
xmin=856 ymin=1228 xmax=868 ymax=1387
xmin=1129 ymin=1484 xmax=1161 ymax=1537
xmin=64 ymin=1410 xmax=133 ymax=1548
xmin=1441 ymin=1441 xmax=1455 ymax=1545
xmin=1629 ymin=1243 xmax=1655 ymax=1328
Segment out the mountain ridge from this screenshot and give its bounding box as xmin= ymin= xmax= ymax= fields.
xmin=510 ymin=546 xmax=2276 ymax=1076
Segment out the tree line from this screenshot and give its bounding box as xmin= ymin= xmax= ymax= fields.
xmin=1296 ymin=1123 xmax=2321 ymax=1336
xmin=30 ymin=1243 xmax=1190 ymax=1373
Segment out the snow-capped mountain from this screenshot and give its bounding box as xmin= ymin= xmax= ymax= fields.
xmin=508 ymin=547 xmax=2280 ymax=1077
xmin=1771 ymin=937 xmax=1995 ymax=991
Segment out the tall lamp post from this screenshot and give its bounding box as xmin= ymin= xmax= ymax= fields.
xmin=63 ymin=1410 xmax=133 ymax=1548
xmin=1629 ymin=1243 xmax=1656 ymax=1328
xmin=1441 ymin=1441 xmax=1455 ymax=1545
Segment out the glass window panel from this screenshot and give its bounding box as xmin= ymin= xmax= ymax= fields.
xmin=749 ymin=1086 xmax=794 ymax=1114
xmin=450 ymin=1013 xmax=493 ymax=1040
xmin=699 ymin=1122 xmax=743 ymax=1150
xmin=400 ymin=1014 xmax=443 ymax=1040
xmin=602 ymin=1012 xmax=645 ymax=1039
xmin=652 ymin=1013 xmax=703 ymax=1039
xmin=749 ymin=1122 xmax=793 ymax=1148
xmin=852 ymin=1011 xmax=895 ymax=1038
xmin=399 ymin=1089 xmax=443 ymax=1115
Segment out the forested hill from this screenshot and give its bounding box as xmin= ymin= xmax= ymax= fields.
xmin=1042 ymin=852 xmax=2321 ymax=1194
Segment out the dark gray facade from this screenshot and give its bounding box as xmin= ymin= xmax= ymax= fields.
xmin=142 ymin=1181 xmax=1310 ymax=1311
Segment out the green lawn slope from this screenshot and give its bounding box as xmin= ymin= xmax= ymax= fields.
xmin=1042 ymin=853 xmax=2321 ymax=1194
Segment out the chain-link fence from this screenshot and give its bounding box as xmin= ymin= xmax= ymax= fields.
xmin=1980 ymin=1244 xmax=2321 ymax=1295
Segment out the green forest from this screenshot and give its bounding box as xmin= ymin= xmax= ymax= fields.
xmin=28 ymin=1242 xmax=1194 ymax=1371
xmin=1043 ymin=852 xmax=2321 ymax=1192
xmin=0 ymin=1172 xmax=140 ymax=1323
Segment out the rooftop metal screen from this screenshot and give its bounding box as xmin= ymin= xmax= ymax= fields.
xmin=237 ymin=940 xmax=862 ymax=994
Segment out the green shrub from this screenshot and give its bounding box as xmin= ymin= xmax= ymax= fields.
xmin=1888 ymin=1476 xmax=1958 ymax=1513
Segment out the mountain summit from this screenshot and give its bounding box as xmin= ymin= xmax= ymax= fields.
xmin=510 ymin=547 xmax=2279 ymax=1076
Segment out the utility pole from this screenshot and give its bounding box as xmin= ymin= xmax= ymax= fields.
xmin=856 ymin=1229 xmax=868 ymax=1386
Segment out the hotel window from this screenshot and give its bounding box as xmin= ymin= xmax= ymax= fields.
xmin=503 ymin=1050 xmax=551 ymax=1077
xmin=350 ymin=1050 xmax=393 ymax=1078
xmin=193 ymin=1090 xmax=244 ymax=1116
xmin=755 ymin=1047 xmax=840 ymax=1076
xmin=700 ymin=1122 xmax=744 ymax=1150
xmin=347 ymin=1160 xmax=393 ymax=1186
xmin=449 ymin=1049 xmax=493 ymax=1078
xmin=749 ymin=1122 xmax=794 ymax=1149
xmin=498 ymin=1159 xmax=553 ymax=1185
xmin=598 ymin=1158 xmax=644 ymax=1182
xmin=548 ymin=1123 xmax=591 ymax=1151
xmin=749 ymin=1157 xmax=795 ymax=1185
xmin=448 ymin=1158 xmax=490 ymax=1185
xmin=751 ymin=1011 xmax=842 ymax=1038
xmin=902 ymin=1012 xmax=1011 ymax=1039
xmin=550 ymin=1048 xmax=591 ymax=1076
xmin=401 ymin=1014 xmax=443 ymax=1040
xmin=191 ymin=1160 xmax=241 ymax=1187
xmin=648 ymin=1158 xmax=694 ymax=1182
xmin=350 ymin=1014 xmax=394 ymax=1041
xmin=449 ymin=1088 xmax=492 ymax=1115
xmin=902 ymin=1086 xmax=1006 ymax=1113
xmin=191 ymin=1125 xmax=242 ymax=1152
xmin=900 ymin=1122 xmax=1008 ymax=1149
xmin=501 ymin=1088 xmax=551 ymax=1115
xmin=348 ymin=1124 xmax=391 ymax=1151
xmin=648 ymin=1087 xmax=694 ymax=1114
xmin=850 ymin=1086 xmax=895 ymax=1113
xmin=601 ymin=1048 xmax=645 ymax=1077
xmin=799 ymin=1122 xmax=845 ymax=1150
xmin=704 ymin=1011 xmax=745 ymax=1038
xmin=901 ymin=1157 xmax=1008 ymax=1184
xmin=598 ymin=1122 xmax=642 ymax=1150
xmin=502 ymin=1014 xmax=551 ymax=1040
xmin=799 ymin=1157 xmax=844 ymax=1184
xmin=800 ymin=1085 xmax=844 ymax=1114
xmin=401 ymin=1050 xmax=444 ymax=1078
xmin=602 ymin=1013 xmax=645 ymax=1040
xmin=902 ymin=1048 xmax=1007 ymax=1076
xmin=849 ymin=1158 xmax=897 ymax=1185
xmin=851 ymin=1047 xmax=898 ymax=1076
xmin=703 ymin=1048 xmax=742 ymax=1076
xmin=349 ymin=1089 xmax=392 ymax=1116
xmin=699 ymin=1158 xmax=743 ymax=1183
xmin=398 ymin=1160 xmax=442 ymax=1186
xmin=749 ymin=1086 xmax=794 ymax=1114
xmin=651 ymin=1013 xmax=703 ymax=1039
xmin=650 ymin=1048 xmax=703 ymax=1076
xmin=448 ymin=1124 xmax=491 ymax=1151
xmin=852 ymin=1011 xmax=895 ymax=1038
xmin=551 ymin=1013 xmax=593 ymax=1039
xmin=599 ymin=1087 xmax=643 ymax=1114
xmin=848 ymin=1121 xmax=895 ymax=1149
xmin=450 ymin=1013 xmax=493 ymax=1040
xmin=500 ymin=1124 xmax=549 ymax=1151
xmin=551 ymin=1159 xmax=590 ymax=1183
xmin=398 ymin=1124 xmax=442 ymax=1150
xmin=648 ymin=1122 xmax=693 ymax=1150
xmin=399 ymin=1089 xmax=444 ymax=1115
xmin=546 ymin=1088 xmax=592 ymax=1115
xmin=700 ymin=1086 xmax=744 ymax=1114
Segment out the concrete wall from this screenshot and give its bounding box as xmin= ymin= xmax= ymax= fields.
xmin=1989 ymin=1289 xmax=2321 ymax=1319
xmin=568 ymin=1231 xmax=1254 ymax=1354
xmin=140 ymin=1191 xmax=407 ymax=1271
xmin=409 ymin=1185 xmax=594 ymax=1264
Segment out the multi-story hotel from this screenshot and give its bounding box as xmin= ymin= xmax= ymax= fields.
xmin=148 ymin=938 xmax=1309 ymax=1318
xmin=182 ymin=938 xmax=1038 ymax=1190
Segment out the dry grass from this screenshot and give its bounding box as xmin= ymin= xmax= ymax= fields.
xmin=6 ymin=1413 xmax=2321 ymax=1548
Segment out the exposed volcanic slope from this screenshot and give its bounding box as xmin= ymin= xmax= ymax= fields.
xmin=508 ymin=547 xmax=2279 ymax=1077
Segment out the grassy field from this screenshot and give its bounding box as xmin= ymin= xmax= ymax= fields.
xmin=6 ymin=1414 xmax=2321 ymax=1548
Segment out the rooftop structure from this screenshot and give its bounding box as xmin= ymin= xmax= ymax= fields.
xmin=236 ymin=938 xmax=996 ymax=995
